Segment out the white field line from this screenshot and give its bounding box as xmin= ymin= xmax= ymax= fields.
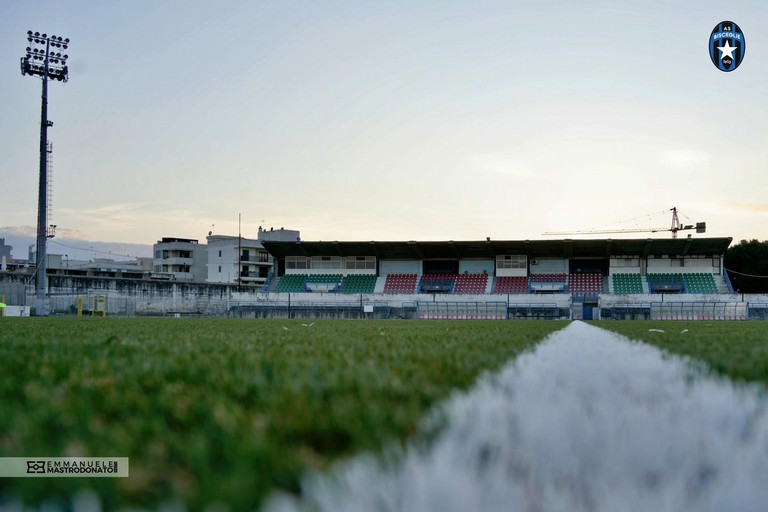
xmin=264 ymin=321 xmax=768 ymax=512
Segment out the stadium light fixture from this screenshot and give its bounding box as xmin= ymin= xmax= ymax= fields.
xmin=20 ymin=30 xmax=71 ymax=315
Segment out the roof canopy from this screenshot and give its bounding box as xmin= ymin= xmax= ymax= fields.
xmin=262 ymin=237 xmax=732 ymax=260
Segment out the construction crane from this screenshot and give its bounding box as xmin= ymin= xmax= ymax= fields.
xmin=542 ymin=207 xmax=706 ymax=239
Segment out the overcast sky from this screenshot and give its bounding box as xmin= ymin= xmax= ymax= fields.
xmin=1 ymin=1 xmax=766 ymax=256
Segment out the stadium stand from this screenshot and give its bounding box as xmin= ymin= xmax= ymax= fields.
xmin=493 ymin=276 xmax=529 ymax=294
xmin=419 ymin=274 xmax=457 ymax=293
xmin=340 ymin=274 xmax=377 ymax=294
xmin=611 ymin=273 xmax=644 ymax=294
xmin=453 ymin=273 xmax=489 ymax=294
xmin=683 ymin=273 xmax=719 ymax=294
xmin=569 ymin=273 xmax=603 ymax=296
xmin=274 ymin=274 xmax=308 ymax=293
xmin=383 ymin=273 xmax=418 ymax=294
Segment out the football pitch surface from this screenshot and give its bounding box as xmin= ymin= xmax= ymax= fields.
xmin=0 ymin=318 xmax=766 ymax=511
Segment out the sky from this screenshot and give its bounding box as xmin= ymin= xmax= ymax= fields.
xmin=1 ymin=1 xmax=766 ymax=259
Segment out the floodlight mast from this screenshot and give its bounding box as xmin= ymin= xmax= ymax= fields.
xmin=20 ymin=31 xmax=70 ymax=314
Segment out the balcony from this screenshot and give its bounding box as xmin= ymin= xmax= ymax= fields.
xmin=161 ymin=257 xmax=193 ymax=266
xmin=240 ymin=271 xmax=267 ymax=281
xmin=157 ymin=241 xmax=197 ymax=251
xmin=239 ymin=255 xmax=272 ymax=264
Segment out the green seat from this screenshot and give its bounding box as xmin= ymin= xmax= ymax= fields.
xmin=341 ymin=274 xmax=377 ymax=294
xmin=274 ymin=274 xmax=308 ymax=293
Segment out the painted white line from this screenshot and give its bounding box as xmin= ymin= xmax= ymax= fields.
xmin=264 ymin=321 xmax=768 ymax=512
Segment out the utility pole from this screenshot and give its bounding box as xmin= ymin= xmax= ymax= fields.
xmin=21 ymin=31 xmax=70 ymax=315
xmin=238 ymin=213 xmax=242 ymax=291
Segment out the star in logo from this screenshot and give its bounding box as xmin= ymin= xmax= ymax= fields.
xmin=717 ymin=40 xmax=738 ymax=60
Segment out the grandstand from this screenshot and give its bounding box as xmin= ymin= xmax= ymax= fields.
xmin=257 ymin=237 xmax=741 ymax=319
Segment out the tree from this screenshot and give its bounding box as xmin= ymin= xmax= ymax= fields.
xmin=725 ymin=239 xmax=768 ymax=293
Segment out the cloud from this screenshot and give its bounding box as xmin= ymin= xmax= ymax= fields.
xmin=0 ymin=226 xmax=37 ymax=237
xmin=56 ymin=203 xmax=212 ymax=240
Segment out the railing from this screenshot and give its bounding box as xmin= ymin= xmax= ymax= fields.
xmin=239 ymin=255 xmax=271 ymax=263
xmin=416 ymin=301 xmax=508 ymax=320
xmin=260 ymin=272 xmax=275 ymax=292
xmin=724 ymin=269 xmax=735 ymax=293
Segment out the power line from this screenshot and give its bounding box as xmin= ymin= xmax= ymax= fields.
xmin=724 ymin=267 xmax=768 ymax=279
xmin=48 ymin=240 xmax=146 ymax=259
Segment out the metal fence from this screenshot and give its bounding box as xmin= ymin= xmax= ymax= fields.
xmin=650 ymin=302 xmax=748 ymax=320
xmin=416 ymin=301 xmax=508 ymax=320
xmin=603 ymin=302 xmax=752 ymax=321
xmin=508 ymin=303 xmax=564 ymax=320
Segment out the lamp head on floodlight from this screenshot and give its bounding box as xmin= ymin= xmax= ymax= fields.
xmin=20 ymin=31 xmax=70 ymax=82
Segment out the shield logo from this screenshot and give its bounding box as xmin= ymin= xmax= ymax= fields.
xmin=709 ymin=21 xmax=745 ymax=72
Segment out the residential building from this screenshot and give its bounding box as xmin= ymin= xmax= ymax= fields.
xmin=207 ymin=227 xmax=299 ymax=287
xmin=153 ymin=237 xmax=208 ymax=281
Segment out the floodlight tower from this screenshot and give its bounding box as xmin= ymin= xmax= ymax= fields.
xmin=20 ymin=31 xmax=70 ymax=312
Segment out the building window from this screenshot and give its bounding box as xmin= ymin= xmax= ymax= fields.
xmin=346 ymin=256 xmax=376 ymax=269
xmin=286 ymin=256 xmax=309 ymax=269
xmin=218 ymin=265 xmax=221 ymax=273
xmin=218 ymin=250 xmax=222 ymax=258
xmin=496 ymin=255 xmax=526 ymax=269
xmin=311 ymin=256 xmax=343 ymax=270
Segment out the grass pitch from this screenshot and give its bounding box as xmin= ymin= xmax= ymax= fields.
xmin=0 ymin=318 xmax=563 ymax=511
xmin=596 ymin=321 xmax=768 ymax=386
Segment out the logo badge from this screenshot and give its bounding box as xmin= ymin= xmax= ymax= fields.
xmin=709 ymin=21 xmax=745 ymax=72
xmin=26 ymin=461 xmax=46 ymax=474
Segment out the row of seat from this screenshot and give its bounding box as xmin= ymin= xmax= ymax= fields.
xmin=340 ymin=274 xmax=378 ymax=294
xmin=612 ymin=273 xmax=644 ymax=294
xmin=273 ymin=272 xmax=720 ymax=295
xmin=528 ymin=273 xmax=568 ymax=283
xmin=612 ymin=273 xmax=720 ymax=294
xmin=493 ymin=276 xmax=529 ymax=294
xmin=383 ymin=273 xmax=418 ymax=294
xmin=274 ymin=274 xmax=377 ymax=294
xmin=454 ymin=273 xmax=489 ymax=294
xmin=568 ymin=273 xmax=604 ymax=293
xmin=647 ymin=273 xmax=719 ymax=294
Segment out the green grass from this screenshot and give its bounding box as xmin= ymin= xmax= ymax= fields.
xmin=596 ymin=321 xmax=768 ymax=385
xmin=0 ymin=318 xmax=564 ymax=511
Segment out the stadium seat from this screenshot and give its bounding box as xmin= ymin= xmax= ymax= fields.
xmin=569 ymin=273 xmax=603 ymax=297
xmin=340 ymin=274 xmax=377 ymax=294
xmin=683 ymin=273 xmax=719 ymax=294
xmin=383 ymin=273 xmax=418 ymax=294
xmin=493 ymin=276 xmax=529 ymax=294
xmin=274 ymin=274 xmax=308 ymax=293
xmin=611 ymin=273 xmax=644 ymax=294
xmin=454 ymin=273 xmax=489 ymax=294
